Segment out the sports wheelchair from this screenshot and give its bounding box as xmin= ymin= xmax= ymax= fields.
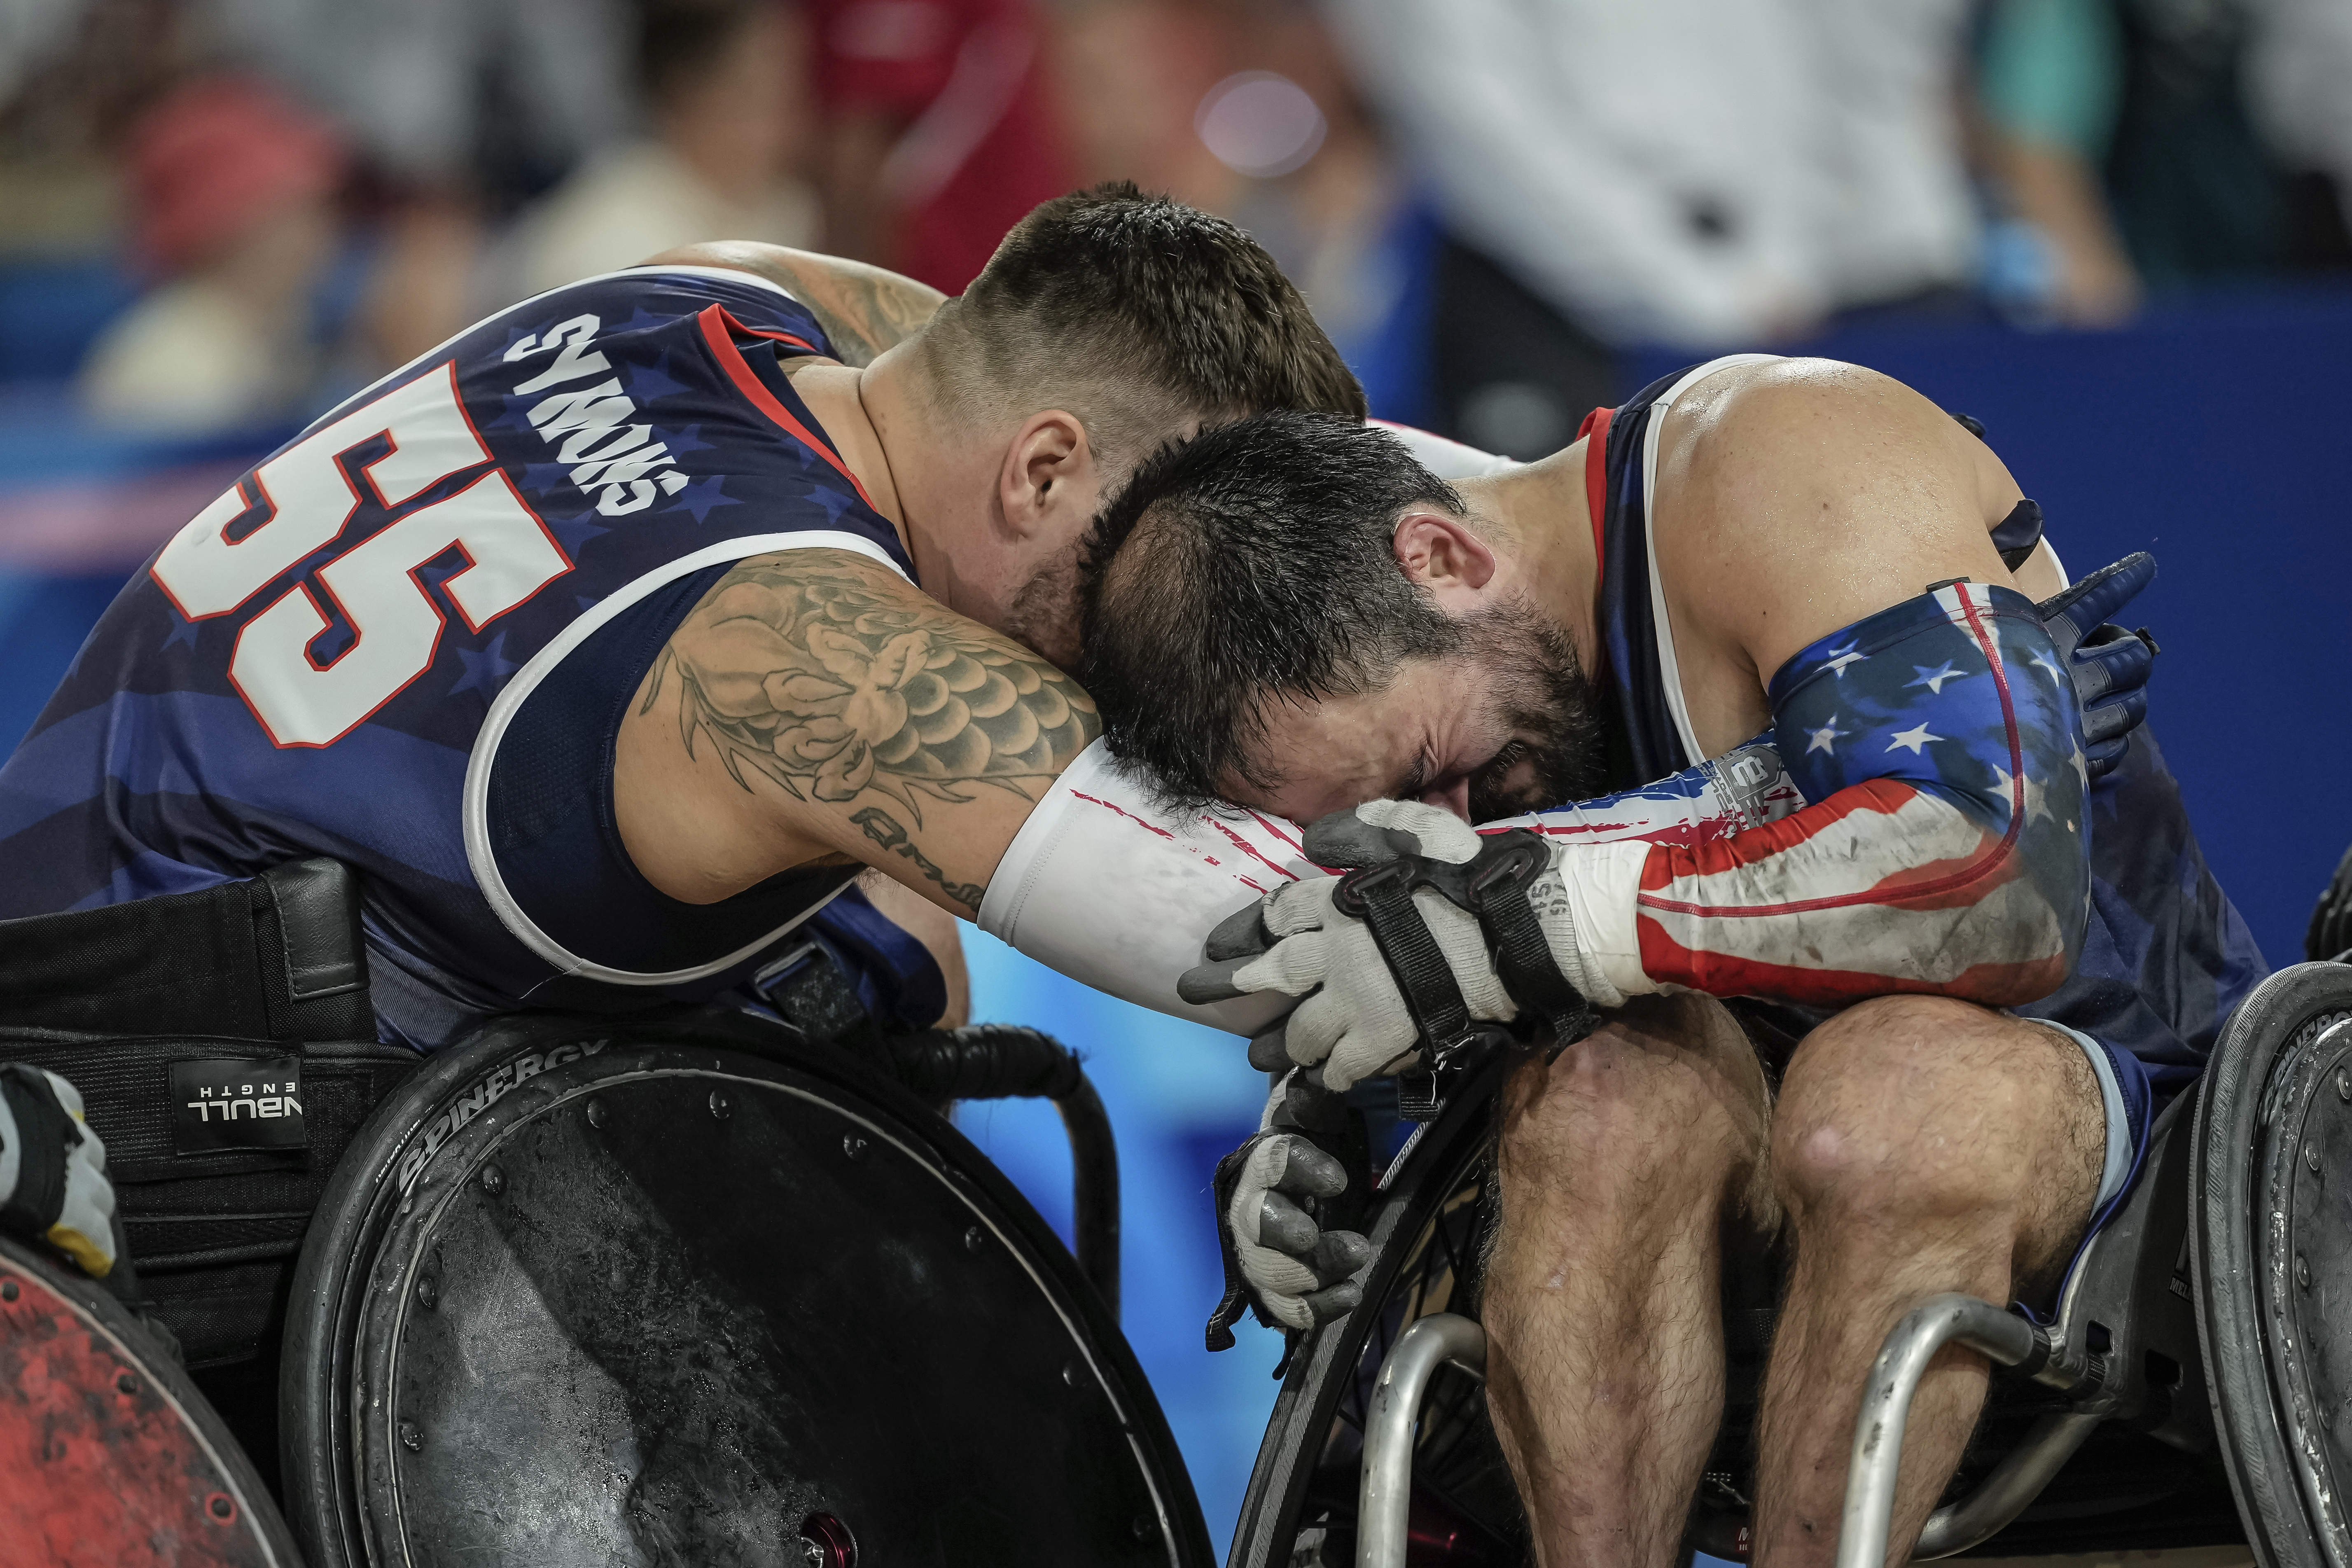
xmin=0 ymin=860 xmax=1217 ymax=1567
xmin=1224 ymin=957 xmax=2352 ymax=1568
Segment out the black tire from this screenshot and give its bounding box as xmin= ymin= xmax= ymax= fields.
xmin=280 ymin=1010 xmax=1212 ymax=1568
xmin=2193 ymin=960 xmax=2352 ymax=1568
xmin=1227 ymin=1049 xmax=1525 ymax=1568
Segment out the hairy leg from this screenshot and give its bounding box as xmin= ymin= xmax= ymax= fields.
xmin=1750 ymin=998 xmax=2105 ymax=1567
xmin=1483 ymin=993 xmax=1774 ymax=1568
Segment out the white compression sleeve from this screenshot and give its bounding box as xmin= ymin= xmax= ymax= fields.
xmin=1370 ymin=421 xmax=1518 ymax=479
xmin=981 ymin=738 xmax=1811 ymax=1036
xmin=979 ymin=741 xmax=1313 ymax=1036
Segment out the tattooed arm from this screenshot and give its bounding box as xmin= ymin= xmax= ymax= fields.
xmin=639 ymin=242 xmax=945 ymax=368
xmin=614 ymin=548 xmax=1099 ymax=919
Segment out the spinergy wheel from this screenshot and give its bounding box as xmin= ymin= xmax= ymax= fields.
xmin=279 ymin=1010 xmax=1210 ymax=1568
xmin=1226 ymin=1049 xmax=1525 ymax=1568
xmin=2193 ymin=960 xmax=2352 ymax=1568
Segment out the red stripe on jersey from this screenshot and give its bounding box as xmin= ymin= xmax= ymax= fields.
xmin=1634 ymin=918 xmax=2067 ymax=1006
xmin=695 ymin=305 xmax=879 ymax=512
xmin=1577 ymin=405 xmax=1614 ymax=575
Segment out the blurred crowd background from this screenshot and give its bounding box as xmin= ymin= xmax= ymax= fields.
xmin=2 ymin=0 xmax=2349 ymax=1548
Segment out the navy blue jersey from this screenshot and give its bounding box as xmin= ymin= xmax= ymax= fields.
xmin=1577 ymin=358 xmax=2269 ymax=1115
xmin=0 ymin=266 xmax=934 ymax=1047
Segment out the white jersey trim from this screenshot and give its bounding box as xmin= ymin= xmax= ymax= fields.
xmin=462 ymin=529 xmax=910 ymax=988
xmin=1637 ymin=353 xmax=1783 ymax=767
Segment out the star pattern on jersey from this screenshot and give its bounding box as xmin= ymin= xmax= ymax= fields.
xmin=2070 ymin=739 xmax=2090 ymax=788
xmin=1886 ymin=722 xmax=1943 ymax=755
xmin=1992 ymin=764 xmax=2055 ymax=824
xmin=544 ymin=510 xmax=610 ymax=557
xmin=160 ymin=615 xmax=203 ymax=653
xmin=2030 ymin=649 xmax=2067 ymax=684
xmin=624 ymin=354 xmax=692 ymax=406
xmin=481 ymin=389 xmax=551 ymax=435
xmin=798 ymin=482 xmax=861 ymax=527
xmin=662 ymin=421 xmax=717 ymax=458
xmin=1805 ymin=719 xmax=1848 ymax=755
xmin=1905 ymin=661 xmax=1970 ymax=695
xmin=664 ymin=474 xmax=740 ymax=523
xmin=448 ymin=631 xmax=519 ymax=699
xmin=1823 ymin=644 xmax=1867 ymax=678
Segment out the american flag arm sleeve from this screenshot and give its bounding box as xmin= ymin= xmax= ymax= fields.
xmin=1623 ymin=582 xmax=2092 ymax=1006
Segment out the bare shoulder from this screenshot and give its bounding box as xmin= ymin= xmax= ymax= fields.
xmin=1651 ymin=358 xmax=2024 ymax=685
xmin=638 ymin=243 xmax=947 ymax=369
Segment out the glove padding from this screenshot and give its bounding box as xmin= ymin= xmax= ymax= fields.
xmin=0 ymin=1065 xmax=117 ymax=1278
xmin=2035 ymin=551 xmax=2158 ymax=780
xmin=1182 ymin=802 xmax=1515 ymax=1091
xmin=1183 ymin=801 xmax=1595 ymax=1091
xmin=1206 ymin=1070 xmax=1374 ymax=1354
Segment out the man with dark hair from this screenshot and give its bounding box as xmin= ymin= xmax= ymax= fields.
xmin=0 ymin=182 xmax=1364 ymax=1057
xmin=1044 ymin=363 xmax=2261 ymax=1566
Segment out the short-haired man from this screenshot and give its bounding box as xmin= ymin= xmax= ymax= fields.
xmin=1063 ymin=359 xmax=2263 ymax=1563
xmin=0 ymin=184 xmax=1362 ymax=1057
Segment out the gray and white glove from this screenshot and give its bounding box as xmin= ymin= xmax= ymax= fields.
xmin=1181 ymin=801 xmax=1601 ymax=1092
xmin=1206 ymin=1069 xmax=1374 ymax=1351
xmin=0 ymin=1065 xmax=118 ymax=1279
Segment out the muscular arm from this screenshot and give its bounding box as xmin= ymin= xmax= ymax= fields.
xmin=615 ymin=547 xmax=1099 ymax=920
xmin=1551 ymin=362 xmax=2091 ymax=1007
xmin=638 ymin=242 xmax=946 ymax=368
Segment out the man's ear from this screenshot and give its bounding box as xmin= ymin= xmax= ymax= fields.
xmin=997 ymin=409 xmax=1089 ymax=543
xmin=1393 ymin=510 xmax=1497 ymax=597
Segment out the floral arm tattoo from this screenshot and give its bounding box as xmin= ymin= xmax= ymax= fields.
xmin=649 ymin=551 xmax=1099 ymax=914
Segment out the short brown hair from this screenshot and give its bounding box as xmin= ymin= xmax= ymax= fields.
xmin=919 ymin=183 xmax=1365 ymax=470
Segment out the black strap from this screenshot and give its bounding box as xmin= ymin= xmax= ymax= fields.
xmin=0 ymin=1066 xmax=71 ymax=1236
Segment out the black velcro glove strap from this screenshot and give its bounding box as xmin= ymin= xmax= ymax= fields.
xmin=1333 ymin=830 xmax=1595 ymax=1062
xmin=1460 ymin=833 xmax=1593 ymax=1035
xmin=0 ymin=1065 xmax=73 ymax=1237
xmin=1330 ymin=857 xmax=1479 ymax=1059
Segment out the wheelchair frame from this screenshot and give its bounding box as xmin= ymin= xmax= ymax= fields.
xmin=1233 ymin=962 xmax=2352 ymax=1568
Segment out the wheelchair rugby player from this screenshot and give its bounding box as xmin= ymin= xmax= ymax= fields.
xmin=0 ymin=185 xmax=1364 ymax=1562
xmin=1051 ymin=360 xmax=2258 ymax=1566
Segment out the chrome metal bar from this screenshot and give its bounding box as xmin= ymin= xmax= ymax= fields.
xmin=1836 ymin=1294 xmax=2044 ymax=1568
xmin=1358 ymin=1313 xmax=1487 ymax=1568
xmin=1913 ymin=1409 xmax=2104 ymax=1559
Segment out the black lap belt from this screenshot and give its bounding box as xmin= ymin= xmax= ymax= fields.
xmin=0 ymin=859 xmax=418 ymax=1368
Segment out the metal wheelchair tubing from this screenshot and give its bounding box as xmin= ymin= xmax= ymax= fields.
xmin=1357 ymin=1313 xmax=1488 ymax=1568
xmin=1835 ymin=1293 xmax=2060 ymax=1568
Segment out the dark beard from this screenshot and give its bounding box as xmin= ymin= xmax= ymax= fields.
xmin=1456 ymin=599 xmax=1612 ymax=822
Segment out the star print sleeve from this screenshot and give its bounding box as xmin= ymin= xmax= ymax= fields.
xmin=1609 ymin=582 xmax=2091 ymax=1007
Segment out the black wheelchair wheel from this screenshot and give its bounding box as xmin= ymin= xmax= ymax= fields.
xmin=279 ymin=1010 xmax=1211 ymax=1568
xmin=1227 ymin=1049 xmax=1526 ymax=1568
xmin=2194 ymin=960 xmax=2352 ymax=1568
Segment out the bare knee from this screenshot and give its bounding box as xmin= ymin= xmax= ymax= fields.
xmin=1500 ymin=993 xmax=1767 ymax=1203
xmin=1769 ymin=996 xmax=2095 ymax=1237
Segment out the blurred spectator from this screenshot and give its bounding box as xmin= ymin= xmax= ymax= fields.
xmin=1974 ymin=0 xmax=2143 ymax=326
xmin=1324 ymin=0 xmax=1979 ymax=456
xmin=508 ymin=0 xmax=819 ymax=297
xmin=809 ymin=0 xmax=1070 ymax=292
xmin=76 ymin=74 xmax=348 ymax=432
xmin=1976 ymin=0 xmax=2352 ymax=329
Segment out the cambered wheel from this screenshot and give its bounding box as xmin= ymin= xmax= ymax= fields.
xmin=1227 ymin=1050 xmax=1525 ymax=1568
xmin=2194 ymin=960 xmax=2352 ymax=1568
xmin=280 ymin=1010 xmax=1210 ymax=1568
